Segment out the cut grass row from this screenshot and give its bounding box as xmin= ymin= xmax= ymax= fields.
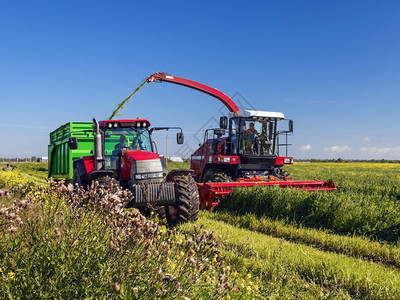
xmin=222 ymin=184 xmax=400 ymax=244
xmin=207 ymin=210 xmax=400 ymax=268
xmin=180 ymin=213 xmax=400 ymax=299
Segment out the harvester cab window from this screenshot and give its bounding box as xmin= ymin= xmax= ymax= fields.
xmin=240 ymin=119 xmax=277 ymax=156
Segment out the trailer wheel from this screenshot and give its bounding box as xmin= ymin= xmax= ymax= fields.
xmin=73 ymin=168 xmax=87 ymax=190
xmin=166 ymin=175 xmax=199 ymax=225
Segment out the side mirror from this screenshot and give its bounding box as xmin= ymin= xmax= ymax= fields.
xmin=177 ymin=132 xmax=184 ymax=144
xmin=289 ymin=120 xmax=294 ymax=132
xmin=68 ymin=137 xmax=78 ymax=150
xmin=220 ymin=116 xmax=228 ymax=129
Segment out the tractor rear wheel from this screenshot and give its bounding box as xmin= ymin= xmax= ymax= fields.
xmin=166 ymin=175 xmax=199 ymax=225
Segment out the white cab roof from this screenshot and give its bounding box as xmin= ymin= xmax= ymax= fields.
xmin=236 ymin=110 xmax=285 ymax=120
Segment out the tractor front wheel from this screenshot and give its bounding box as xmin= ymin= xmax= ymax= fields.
xmin=166 ymin=175 xmax=199 ymax=225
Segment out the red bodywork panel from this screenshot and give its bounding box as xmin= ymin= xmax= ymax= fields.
xmin=147 ymin=73 xmax=240 ymax=113
xmin=197 ymin=178 xmax=338 ymax=210
xmin=276 ymin=156 xmax=294 ymax=166
xmin=120 ymin=150 xmax=160 ymax=181
xmin=191 ymin=139 xmax=241 ymax=182
xmin=81 ymin=156 xmax=95 ymax=176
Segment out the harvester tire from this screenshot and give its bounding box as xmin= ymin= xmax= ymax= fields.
xmin=273 ymin=167 xmax=291 ymax=180
xmin=203 ymin=169 xmax=232 ymax=183
xmin=166 ymin=175 xmax=200 ymax=225
xmin=214 ymin=172 xmax=232 ymax=183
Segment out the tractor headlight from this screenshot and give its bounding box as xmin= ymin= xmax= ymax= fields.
xmin=108 ymin=123 xmax=113 ymax=128
xmin=283 ymin=158 xmax=292 ymax=164
xmin=113 ymin=122 xmax=118 ymax=128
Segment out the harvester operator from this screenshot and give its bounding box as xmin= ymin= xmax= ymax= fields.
xmin=245 ymin=123 xmax=260 ymax=154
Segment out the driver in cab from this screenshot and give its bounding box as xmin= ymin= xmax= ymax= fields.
xmin=245 ymin=123 xmax=260 ymax=153
xmin=113 ymin=135 xmax=130 ymax=155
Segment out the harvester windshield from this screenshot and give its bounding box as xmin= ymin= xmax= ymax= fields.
xmin=230 ymin=117 xmax=278 ymax=156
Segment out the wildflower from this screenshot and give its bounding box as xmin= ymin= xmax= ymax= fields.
xmin=246 ymin=286 xmax=251 ymax=291
xmin=8 ymin=271 xmax=15 ymax=280
xmin=177 ymin=241 xmax=181 ymax=246
xmin=84 ymin=277 xmax=88 ymax=281
xmin=113 ymin=282 xmax=121 ymax=293
xmin=247 ymin=273 xmax=252 ymax=279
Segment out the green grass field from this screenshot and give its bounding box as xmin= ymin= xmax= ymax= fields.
xmin=2 ymin=162 xmax=400 ymax=299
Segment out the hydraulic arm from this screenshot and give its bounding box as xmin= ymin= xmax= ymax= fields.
xmin=147 ymin=72 xmax=240 ymax=113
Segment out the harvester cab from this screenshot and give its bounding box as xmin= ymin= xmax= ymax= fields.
xmin=191 ymin=109 xmax=294 ymax=183
xmin=60 ymin=118 xmax=200 ymax=225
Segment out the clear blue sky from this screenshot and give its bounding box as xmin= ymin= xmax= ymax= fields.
xmin=1 ymin=1 xmax=399 ymax=159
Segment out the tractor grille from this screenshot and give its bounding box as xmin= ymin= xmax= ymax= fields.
xmin=132 ymin=182 xmax=175 ymax=206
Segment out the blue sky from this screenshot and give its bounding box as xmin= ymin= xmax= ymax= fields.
xmin=0 ymin=1 xmax=399 ymax=159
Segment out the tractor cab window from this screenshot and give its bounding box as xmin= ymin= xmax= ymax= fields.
xmin=239 ymin=119 xmax=277 ymax=156
xmin=103 ymin=127 xmax=152 ymax=170
xmin=104 ymin=127 xmax=152 ymax=155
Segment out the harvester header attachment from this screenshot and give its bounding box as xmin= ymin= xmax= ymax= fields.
xmin=198 ymin=178 xmax=338 ymax=210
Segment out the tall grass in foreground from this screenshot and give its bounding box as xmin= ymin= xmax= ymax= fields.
xmin=0 ymin=176 xmax=235 ymax=299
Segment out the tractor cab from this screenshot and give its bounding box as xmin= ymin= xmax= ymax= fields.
xmin=99 ymin=119 xmax=153 ymax=173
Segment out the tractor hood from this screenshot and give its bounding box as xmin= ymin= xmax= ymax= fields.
xmin=122 ymin=150 xmax=160 ymax=161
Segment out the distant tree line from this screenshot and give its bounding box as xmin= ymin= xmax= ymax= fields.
xmin=295 ymin=158 xmax=400 ymax=163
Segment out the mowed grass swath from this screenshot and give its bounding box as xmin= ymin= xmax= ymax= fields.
xmin=221 ymin=163 xmax=400 ymax=243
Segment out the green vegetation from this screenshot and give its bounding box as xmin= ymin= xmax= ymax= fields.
xmin=3 ymin=162 xmax=400 ymax=298
xmin=180 ymin=214 xmax=400 ymax=299
xmin=0 ymin=176 xmax=235 ymax=299
xmin=222 ymin=163 xmax=400 ymax=243
xmin=207 ymin=210 xmax=400 ymax=267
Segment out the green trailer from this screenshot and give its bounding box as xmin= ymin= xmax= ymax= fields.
xmin=48 ymin=122 xmax=94 ymax=181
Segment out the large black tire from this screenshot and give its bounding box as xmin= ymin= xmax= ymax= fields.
xmin=214 ymin=172 xmax=233 ymax=183
xmin=202 ymin=169 xmax=232 ymax=183
xmin=273 ymin=167 xmax=291 ymax=180
xmin=166 ymin=175 xmax=200 ymax=225
xmin=154 ymin=206 xmax=167 ymax=219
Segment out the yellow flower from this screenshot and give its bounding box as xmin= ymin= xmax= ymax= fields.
xmin=8 ymin=271 xmax=15 ymax=280
xmin=246 ymin=286 xmax=251 ymax=291
xmin=247 ymin=273 xmax=252 ymax=279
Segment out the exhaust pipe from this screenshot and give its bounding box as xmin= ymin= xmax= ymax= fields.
xmin=93 ymin=118 xmax=104 ymax=171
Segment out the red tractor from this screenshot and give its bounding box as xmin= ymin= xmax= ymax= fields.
xmin=147 ymin=73 xmax=337 ymax=209
xmin=70 ymin=118 xmax=199 ymax=224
